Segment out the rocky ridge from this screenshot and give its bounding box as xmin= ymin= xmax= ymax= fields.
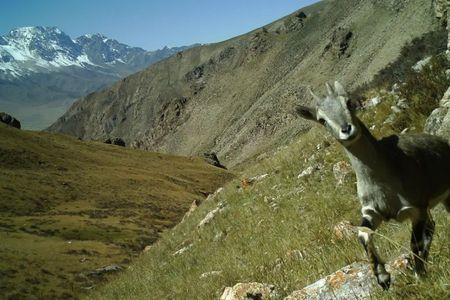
xmin=48 ymin=0 xmax=438 ymax=167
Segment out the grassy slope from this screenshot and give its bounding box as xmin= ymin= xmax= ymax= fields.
xmin=0 ymin=124 xmax=233 ymax=299
xmin=91 ymin=90 xmax=450 ymax=299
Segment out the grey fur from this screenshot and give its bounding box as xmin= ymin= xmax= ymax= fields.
xmin=297 ymin=81 xmax=450 ymax=290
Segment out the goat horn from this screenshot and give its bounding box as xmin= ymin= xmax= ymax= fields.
xmin=308 ymin=86 xmax=321 ymax=103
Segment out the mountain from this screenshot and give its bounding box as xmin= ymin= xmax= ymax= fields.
xmin=0 ymin=26 xmax=196 ymax=129
xmin=48 ymin=0 xmax=439 ymax=168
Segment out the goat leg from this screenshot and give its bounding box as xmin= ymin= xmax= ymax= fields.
xmin=411 ymin=211 xmax=435 ymax=276
xmin=358 ymin=216 xmax=390 ymax=290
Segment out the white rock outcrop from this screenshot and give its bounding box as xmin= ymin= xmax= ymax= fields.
xmin=220 ymin=282 xmax=280 ymax=300
xmin=285 ymin=255 xmax=409 ymax=300
xmin=424 ymin=86 xmax=450 ymax=140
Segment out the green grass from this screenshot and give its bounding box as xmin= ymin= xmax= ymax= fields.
xmin=0 ymin=124 xmax=233 ymax=299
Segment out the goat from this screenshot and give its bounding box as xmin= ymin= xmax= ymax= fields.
xmin=296 ymin=81 xmax=450 ymax=290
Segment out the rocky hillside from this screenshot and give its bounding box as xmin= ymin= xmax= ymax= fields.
xmin=89 ymin=82 xmax=450 ymax=299
xmin=0 ymin=26 xmax=195 ymax=129
xmin=0 ymin=123 xmax=232 ymax=299
xmin=48 ymin=0 xmax=438 ymax=167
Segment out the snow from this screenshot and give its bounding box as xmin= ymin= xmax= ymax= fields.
xmin=0 ymin=26 xmax=105 ymax=78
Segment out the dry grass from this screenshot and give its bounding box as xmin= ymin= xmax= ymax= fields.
xmin=90 ymin=101 xmax=450 ymax=299
xmin=0 ymin=124 xmax=232 ymax=299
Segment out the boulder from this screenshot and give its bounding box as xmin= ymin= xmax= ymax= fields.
xmin=0 ymin=112 xmax=21 ymax=129
xmin=112 ymin=137 xmax=126 ymax=147
xmin=424 ymin=86 xmax=450 ymax=140
xmin=202 ymin=152 xmax=227 ymax=169
xmin=220 ymin=282 xmax=280 ymax=300
xmin=104 ymin=137 xmax=126 ymax=147
xmin=285 ymin=255 xmax=409 ymax=300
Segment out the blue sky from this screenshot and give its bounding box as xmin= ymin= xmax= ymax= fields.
xmin=0 ymin=0 xmax=318 ymax=50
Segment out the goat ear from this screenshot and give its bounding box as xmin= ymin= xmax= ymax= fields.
xmin=334 ymin=81 xmax=347 ymax=97
xmin=296 ymin=105 xmax=317 ymax=121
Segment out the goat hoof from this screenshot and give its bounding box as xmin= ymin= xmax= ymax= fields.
xmin=377 ymin=273 xmax=391 ymax=290
xmin=414 ymin=264 xmax=426 ymax=277
xmin=414 ymin=269 xmax=426 ymax=279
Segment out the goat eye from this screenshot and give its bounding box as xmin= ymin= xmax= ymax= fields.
xmin=318 ymin=118 xmax=326 ymax=125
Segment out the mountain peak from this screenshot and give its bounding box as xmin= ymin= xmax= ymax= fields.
xmin=6 ymin=26 xmax=65 ymax=39
xmin=0 ymin=25 xmax=195 ymax=86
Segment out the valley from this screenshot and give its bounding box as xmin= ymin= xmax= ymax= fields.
xmin=0 ymin=124 xmax=232 ymax=298
xmin=1 ymin=0 xmax=450 ymax=299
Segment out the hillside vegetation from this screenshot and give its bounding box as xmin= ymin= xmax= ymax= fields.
xmin=90 ymin=47 xmax=450 ymax=299
xmin=48 ymin=0 xmax=437 ymax=167
xmin=0 ymin=124 xmax=232 ymax=299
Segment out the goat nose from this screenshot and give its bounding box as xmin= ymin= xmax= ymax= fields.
xmin=341 ymin=124 xmax=352 ymax=134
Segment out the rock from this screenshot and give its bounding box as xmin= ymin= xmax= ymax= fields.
xmin=202 ymin=152 xmax=227 ymax=169
xmin=197 ymin=203 xmax=226 ymax=228
xmin=383 ymin=113 xmax=396 ymax=124
xmin=333 ymin=221 xmax=356 ymax=240
xmin=390 ymin=105 xmax=402 ymax=114
xmin=0 ymin=112 xmax=21 ymax=129
xmin=424 ymin=86 xmax=450 ymax=140
xmin=284 ymin=11 xmax=308 ymax=32
xmin=286 ymin=249 xmax=304 ymax=261
xmin=297 ymin=164 xmax=322 ymax=179
xmin=396 ymin=98 xmax=409 ymax=109
xmin=181 ymin=199 xmax=201 ymax=223
xmin=130 ymin=139 xmax=143 ymax=148
xmin=241 ymin=174 xmax=269 ymax=188
xmin=104 ymin=137 xmax=126 ymax=146
xmin=185 ymin=65 xmax=204 ymax=81
xmin=323 ymin=27 xmax=353 ymax=58
xmin=86 ymin=264 xmax=122 ymax=277
xmin=364 ymin=96 xmax=381 ymax=108
xmin=332 ymin=161 xmax=352 ymax=185
xmin=285 ymin=255 xmax=410 ymax=300
xmin=142 ymin=245 xmax=153 ymax=253
xmin=220 ymin=282 xmax=280 ymax=300
xmin=213 ymin=231 xmax=225 ymax=242
xmin=412 ymin=56 xmax=432 ymax=72
xmin=112 ymin=137 xmax=126 ymax=147
xmin=206 ymin=187 xmax=224 ymax=202
xmin=200 ymin=270 xmax=222 ymax=279
xmin=315 ymin=140 xmax=331 ymax=150
xmin=172 ymin=243 xmax=193 ymax=256
xmin=298 ymin=166 xmax=315 ymax=178
xmin=390 ymin=83 xmax=400 ymax=94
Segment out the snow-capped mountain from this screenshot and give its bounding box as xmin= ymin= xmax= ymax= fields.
xmin=0 ymin=26 xmax=197 ymax=129
xmin=0 ymin=26 xmax=189 ymax=78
